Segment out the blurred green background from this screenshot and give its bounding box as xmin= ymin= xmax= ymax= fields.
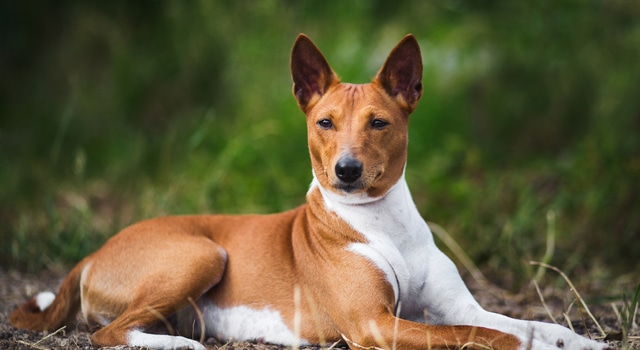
xmin=1 ymin=1 xmax=638 ymax=287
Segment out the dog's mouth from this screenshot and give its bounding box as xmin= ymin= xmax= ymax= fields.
xmin=334 ymin=181 xmax=366 ymax=193
xmin=331 ymin=170 xmax=383 ymax=194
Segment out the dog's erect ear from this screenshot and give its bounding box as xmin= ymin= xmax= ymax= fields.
xmin=291 ymin=34 xmax=339 ymax=112
xmin=374 ymin=34 xmax=423 ymax=113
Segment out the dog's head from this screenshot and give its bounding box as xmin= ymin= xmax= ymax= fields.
xmin=291 ymin=34 xmax=423 ymax=201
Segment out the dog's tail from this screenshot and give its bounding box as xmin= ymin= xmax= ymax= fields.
xmin=10 ymin=259 xmax=88 ymax=332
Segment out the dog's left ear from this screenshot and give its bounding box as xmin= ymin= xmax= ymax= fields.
xmin=374 ymin=34 xmax=423 ymax=113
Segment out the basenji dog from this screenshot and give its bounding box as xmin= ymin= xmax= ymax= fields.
xmin=11 ymin=34 xmax=608 ymax=350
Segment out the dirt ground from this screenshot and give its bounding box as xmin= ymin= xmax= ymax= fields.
xmin=1 ymin=268 xmax=637 ymax=350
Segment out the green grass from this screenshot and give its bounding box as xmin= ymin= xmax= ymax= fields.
xmin=1 ymin=1 xmax=639 ymax=288
xmin=620 ymin=284 xmax=640 ymax=349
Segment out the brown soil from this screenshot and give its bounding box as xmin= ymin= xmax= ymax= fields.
xmin=0 ymin=268 xmax=636 ymax=349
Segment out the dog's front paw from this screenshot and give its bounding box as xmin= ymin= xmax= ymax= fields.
xmin=549 ymin=336 xmax=609 ymax=350
xmin=526 ymin=321 xmax=609 ymax=350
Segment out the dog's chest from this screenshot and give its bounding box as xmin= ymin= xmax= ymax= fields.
xmin=322 ymin=180 xmax=435 ymax=315
xmin=347 ymin=221 xmax=433 ymax=315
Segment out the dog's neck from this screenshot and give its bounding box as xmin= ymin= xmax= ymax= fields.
xmin=309 ymin=170 xmax=430 ymax=244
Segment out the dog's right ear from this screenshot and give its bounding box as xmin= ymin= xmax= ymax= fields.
xmin=291 ymin=34 xmax=339 ymax=112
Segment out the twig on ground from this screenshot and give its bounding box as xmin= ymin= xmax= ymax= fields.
xmin=530 ymin=261 xmax=606 ymax=338
xmin=16 ymin=326 xmax=66 ymax=350
xmin=146 ymin=305 xmax=175 ymax=335
xmin=532 ymin=279 xmax=559 ymax=324
xmin=187 ymin=296 xmax=206 ymax=344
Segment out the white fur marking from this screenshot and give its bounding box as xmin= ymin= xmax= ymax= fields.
xmin=35 ymin=291 xmax=55 ymax=311
xmin=127 ymin=329 xmax=205 ymax=350
xmin=199 ymin=303 xmax=308 ymax=345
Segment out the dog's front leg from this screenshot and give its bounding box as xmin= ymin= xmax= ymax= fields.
xmin=415 ymin=244 xmax=609 ymax=350
xmin=340 ymin=313 xmax=520 ymax=350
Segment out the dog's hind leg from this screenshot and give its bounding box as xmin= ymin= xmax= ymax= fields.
xmin=83 ymin=224 xmax=227 ymax=350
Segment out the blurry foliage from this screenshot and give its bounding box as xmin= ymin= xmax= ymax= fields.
xmin=0 ymin=1 xmax=638 ymax=284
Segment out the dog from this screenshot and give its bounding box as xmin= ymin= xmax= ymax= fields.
xmin=10 ymin=34 xmax=608 ymax=350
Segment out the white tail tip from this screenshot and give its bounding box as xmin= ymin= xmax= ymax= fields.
xmin=35 ymin=291 xmax=56 ymax=311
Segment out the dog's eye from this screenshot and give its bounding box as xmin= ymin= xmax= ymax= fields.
xmin=371 ymin=119 xmax=389 ymax=130
xmin=317 ymin=119 xmax=333 ymax=129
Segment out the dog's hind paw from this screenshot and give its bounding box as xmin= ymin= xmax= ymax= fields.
xmin=127 ymin=330 xmax=206 ymax=350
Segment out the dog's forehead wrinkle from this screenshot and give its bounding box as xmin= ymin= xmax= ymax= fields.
xmin=315 ymin=84 xmax=387 ymax=126
xmin=344 ymin=83 xmax=362 ymax=109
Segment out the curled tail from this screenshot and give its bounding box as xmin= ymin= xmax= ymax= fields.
xmin=10 ymin=260 xmax=87 ymax=332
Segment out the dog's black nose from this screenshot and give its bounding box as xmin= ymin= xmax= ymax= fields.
xmin=335 ymin=157 xmax=363 ymax=183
